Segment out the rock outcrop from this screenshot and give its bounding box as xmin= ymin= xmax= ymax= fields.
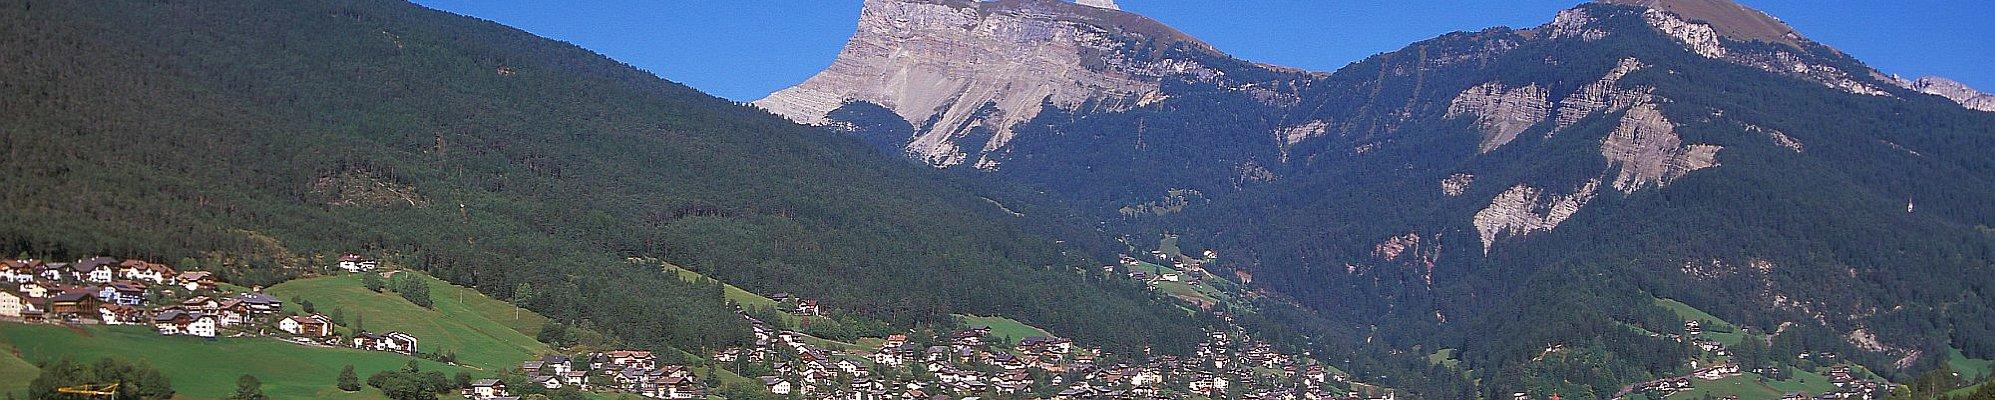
xmin=756 ymin=0 xmax=1245 ymax=169
xmin=1448 ymin=83 xmax=1551 ymax=153
xmin=1553 ymin=58 xmax=1652 ymax=133
xmin=1473 ymin=180 xmax=1601 ymax=253
xmin=1600 ymin=102 xmax=1722 ymax=193
xmin=1440 ymin=173 xmax=1475 ymax=197
xmin=1891 ymin=75 xmax=1995 ymax=112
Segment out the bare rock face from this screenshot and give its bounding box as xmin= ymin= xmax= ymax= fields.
xmin=1544 ymin=8 xmax=1608 ymax=41
xmin=1742 ymin=123 xmax=1803 ymax=152
xmin=1641 ymin=8 xmax=1726 ymax=59
xmin=1891 ymin=76 xmax=1995 ymax=112
xmin=1553 ymin=58 xmax=1651 ymax=133
xmin=757 ymin=0 xmax=1229 ymax=169
xmin=1440 ymin=173 xmax=1475 ymax=197
xmin=1447 ymin=83 xmax=1551 ymax=153
xmin=1600 ymin=102 xmax=1722 ymax=193
xmin=1630 ymin=5 xmax=1890 ymax=97
xmin=1473 ymin=180 xmax=1601 ymax=253
xmin=1074 ymin=0 xmax=1118 ymax=10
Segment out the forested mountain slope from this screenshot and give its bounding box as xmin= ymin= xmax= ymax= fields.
xmin=0 ymin=0 xmax=1205 ymax=355
xmin=771 ymin=0 xmax=1995 ymax=396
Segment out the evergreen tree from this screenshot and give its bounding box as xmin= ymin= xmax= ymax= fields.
xmin=338 ymin=365 xmax=362 ymax=392
xmin=399 ymin=279 xmax=433 ymax=308
xmin=229 ymin=375 xmax=267 ymax=400
xmin=363 ymin=272 xmax=385 ymax=293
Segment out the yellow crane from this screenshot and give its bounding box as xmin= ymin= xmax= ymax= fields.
xmin=55 ymin=383 xmax=119 ymax=399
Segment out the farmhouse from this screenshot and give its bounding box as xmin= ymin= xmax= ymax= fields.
xmin=72 ymin=257 xmax=118 ymax=283
xmin=117 ymin=260 xmax=176 ymax=284
xmin=337 ymin=254 xmax=379 ymax=272
xmin=279 ymin=314 xmax=335 ymax=337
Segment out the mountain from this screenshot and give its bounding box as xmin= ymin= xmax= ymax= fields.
xmin=767 ymin=0 xmax=1995 ymax=396
xmin=0 ymin=0 xmax=1209 ymax=356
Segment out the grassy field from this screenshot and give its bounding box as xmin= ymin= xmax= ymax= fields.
xmin=1655 ymin=298 xmax=1748 ymax=347
xmin=958 ymin=314 xmax=1052 ymax=346
xmin=0 ymin=338 xmax=36 ymax=396
xmin=1661 ymin=368 xmax=1838 ymax=400
xmin=267 ymin=271 xmax=550 ymax=370
xmin=0 ymin=323 xmax=464 ymax=399
xmin=1426 ymin=348 xmax=1461 ymax=369
xmin=1949 ymin=347 xmax=1994 ymax=380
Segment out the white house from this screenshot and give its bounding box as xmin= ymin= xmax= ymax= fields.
xmin=279 ymin=314 xmax=334 ymax=337
xmin=185 ymin=314 xmax=217 ymax=337
xmin=337 ymin=254 xmax=378 ymax=273
xmin=117 ymin=260 xmax=175 ymax=285
xmin=759 ymin=377 xmax=792 ymax=395
xmin=0 ymin=290 xmax=32 ymax=318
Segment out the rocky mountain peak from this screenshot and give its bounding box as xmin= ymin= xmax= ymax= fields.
xmin=1595 ymin=0 xmax=1802 ymax=47
xmin=755 ymin=0 xmax=1249 ymax=169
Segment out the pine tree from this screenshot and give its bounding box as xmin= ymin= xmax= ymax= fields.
xmin=338 ymin=365 xmax=362 ymax=392
xmin=363 ymin=272 xmax=385 ymax=292
xmin=230 ymin=375 xmax=267 ymax=400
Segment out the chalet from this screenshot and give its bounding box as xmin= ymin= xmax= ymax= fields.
xmin=0 ymin=260 xmax=38 ymax=283
xmin=560 ymin=371 xmax=588 ymax=387
xmin=153 ymin=310 xmax=216 ymax=337
xmin=0 ymin=290 xmax=33 ymax=318
xmin=603 ymin=350 xmax=657 ymax=369
xmin=180 ymin=296 xmax=219 ymax=312
xmin=530 ymin=375 xmax=561 ymax=390
xmin=175 ymin=271 xmax=216 ymax=291
xmin=1684 ymin=320 xmax=1704 ymax=335
xmin=380 ymin=331 xmax=419 ymax=354
xmin=215 ymin=299 xmax=248 ymax=326
xmin=336 ymin=254 xmax=378 ymax=272
xmin=280 ymin=314 xmax=335 ymax=337
xmin=540 ymin=355 xmax=574 ymax=375
xmin=466 ymin=379 xmax=509 ymax=399
xmin=97 ymin=304 xmax=144 ymax=325
xmin=235 ymin=292 xmax=283 ymax=315
xmin=352 ymin=332 xmax=381 ymax=350
xmin=37 ymin=262 xmax=69 ymax=281
xmin=117 ymin=260 xmax=175 ymax=285
xmin=792 ymin=299 xmax=822 ymax=316
xmin=646 ymin=375 xmax=699 ymax=399
xmin=97 ymin=282 xmax=147 ymax=306
xmin=1020 ymin=336 xmax=1074 ymax=354
xmin=1693 ymin=364 xmax=1740 ymax=380
xmin=16 ymin=282 xmax=47 ymax=298
xmin=951 ymin=328 xmax=989 ymax=347
xmin=72 ymin=257 xmax=118 ymax=283
xmin=769 ymin=292 xmax=796 ymax=303
xmin=48 ymin=291 xmax=99 ymax=317
xmin=758 ymin=376 xmax=793 ymax=395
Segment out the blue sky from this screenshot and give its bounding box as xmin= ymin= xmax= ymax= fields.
xmin=411 ymin=1 xmax=1994 ymax=102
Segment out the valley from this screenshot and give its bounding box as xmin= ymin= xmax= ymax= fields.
xmin=0 ymin=0 xmax=1992 ymax=399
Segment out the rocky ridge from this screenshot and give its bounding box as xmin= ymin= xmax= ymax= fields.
xmin=756 ymin=0 xmax=1267 ymax=169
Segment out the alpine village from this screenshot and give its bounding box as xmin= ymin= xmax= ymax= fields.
xmin=1 ymin=0 xmax=1991 ymax=400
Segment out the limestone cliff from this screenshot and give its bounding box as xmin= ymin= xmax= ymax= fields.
xmin=1891 ymin=75 xmax=1995 ymax=112
xmin=756 ymin=0 xmax=1256 ymax=169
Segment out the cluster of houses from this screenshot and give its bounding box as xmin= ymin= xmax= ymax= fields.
xmin=0 ymin=256 xmax=423 ymax=358
xmin=1612 ymin=318 xmax=1891 ymax=400
xmin=504 ymin=351 xmax=702 ymax=399
xmin=0 ymin=257 xmax=222 ymax=328
xmin=768 ymin=292 xmax=822 ymax=317
xmin=704 ymin=306 xmax=1385 ymax=400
